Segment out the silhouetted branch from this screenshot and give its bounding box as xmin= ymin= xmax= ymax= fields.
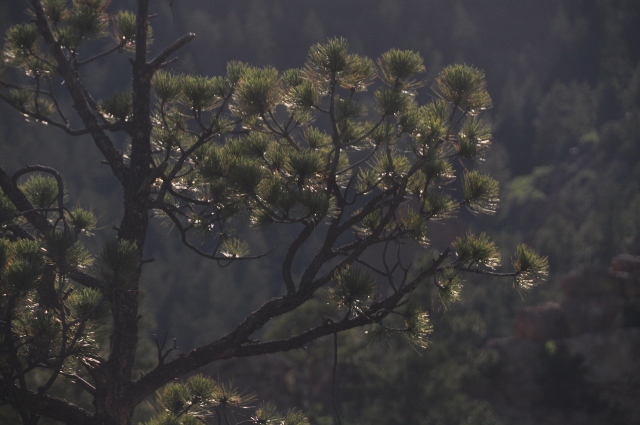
xmin=148 ymin=33 xmax=196 ymax=70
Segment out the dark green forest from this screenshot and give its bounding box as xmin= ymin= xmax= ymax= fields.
xmin=1 ymin=1 xmax=639 ymax=424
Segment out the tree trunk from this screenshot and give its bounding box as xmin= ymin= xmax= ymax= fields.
xmin=93 ymin=3 xmax=153 ymax=424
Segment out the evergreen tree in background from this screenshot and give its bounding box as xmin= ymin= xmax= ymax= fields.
xmin=0 ymin=1 xmax=547 ymax=424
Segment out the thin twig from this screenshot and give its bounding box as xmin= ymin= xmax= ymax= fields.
xmin=76 ymin=43 xmax=124 ymax=66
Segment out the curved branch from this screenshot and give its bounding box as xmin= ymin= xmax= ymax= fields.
xmin=282 ymin=223 xmax=314 ymax=293
xmin=0 ymin=164 xmax=53 ymax=234
xmin=12 ymin=165 xmax=66 ymax=220
xmin=0 ymin=164 xmax=103 ymax=291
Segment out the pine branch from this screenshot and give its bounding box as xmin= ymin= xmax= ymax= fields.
xmin=30 ymin=0 xmax=127 ymax=184
xmin=0 ymin=164 xmax=103 ymax=291
xmin=0 ymin=164 xmax=52 ymax=234
xmin=0 ymin=91 xmax=91 ymax=136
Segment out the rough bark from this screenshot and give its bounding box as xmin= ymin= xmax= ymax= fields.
xmin=92 ymin=1 xmax=153 ymax=423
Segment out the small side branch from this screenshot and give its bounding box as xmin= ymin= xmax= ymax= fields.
xmin=76 ymin=43 xmax=124 ymax=66
xmin=0 ymin=91 xmax=91 ymax=136
xmin=155 ymin=331 xmax=178 ymax=365
xmin=59 ymin=372 xmax=96 ymax=395
xmin=148 ymin=33 xmax=196 ymax=70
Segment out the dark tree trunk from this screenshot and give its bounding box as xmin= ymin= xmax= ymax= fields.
xmin=93 ymin=2 xmax=152 ymax=423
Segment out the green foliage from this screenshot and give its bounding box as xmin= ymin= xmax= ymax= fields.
xmin=146 ymin=375 xmax=282 ymax=425
xmin=401 ymin=207 xmax=429 ymax=244
xmin=181 ymin=75 xmax=221 ymax=111
xmin=285 ymin=150 xmax=324 ymax=184
xmin=153 ymin=71 xmax=183 ymax=103
xmin=253 ymin=402 xmax=283 ymax=424
xmin=219 ymin=238 xmax=249 ymax=258
xmin=0 ymin=192 xmax=18 ymax=225
xmin=284 ymin=409 xmax=311 ymax=425
xmin=435 ymin=64 xmax=492 ymax=112
xmin=0 ymin=239 xmax=44 ymax=296
xmin=435 ymin=266 xmax=463 ymax=311
xmin=374 ymin=88 xmax=414 ymax=115
xmin=513 ymin=244 xmax=548 ymax=292
xmin=377 ymin=48 xmax=425 ymax=89
xmin=233 ymin=66 xmax=281 ymax=116
xmin=66 ymin=287 xmax=107 ymax=321
xmin=7 ymin=88 xmax=31 ymax=107
xmin=32 ymin=98 xmax=56 ymax=117
xmin=19 ymin=174 xmax=60 ymax=209
xmin=54 ymin=25 xmax=81 ymax=51
xmin=340 ymin=54 xmax=376 ymax=91
xmin=453 ymin=232 xmax=501 ymax=269
xmin=368 ymin=121 xmax=395 ymax=146
xmin=371 ymin=149 xmax=411 ymax=185
xmin=43 ymin=229 xmax=91 ymax=271
xmin=298 ymin=189 xmax=333 ymax=222
xmin=70 ymin=207 xmax=97 ymax=234
xmin=67 ymin=0 xmax=109 ymax=39
xmin=420 ymin=192 xmax=456 ymax=219
xmin=284 ymin=71 xmax=319 ymax=111
xmin=158 ymin=382 xmax=190 ymax=415
xmin=303 ymin=127 xmax=330 ymax=149
xmin=404 ymin=303 xmax=433 ymax=348
xmin=0 ymin=238 xmax=81 ymax=380
xmin=3 ymin=21 xmax=53 ymax=74
xmin=462 ymin=170 xmax=499 ymax=214
xmin=42 ymin=0 xmax=69 ymax=26
xmin=14 ymin=308 xmax=60 ymax=361
xmin=3 ymin=23 xmax=39 ymax=60
xmin=357 ymin=209 xmax=381 ymax=233
xmin=458 ymin=116 xmax=491 ymax=160
xmin=98 ymin=91 xmax=133 ymax=122
xmin=306 ymin=37 xmax=350 ymax=77
xmin=113 ymin=10 xmax=137 ymax=50
xmin=96 ymin=239 xmax=140 ymax=290
xmin=228 ymin=157 xmax=265 ymax=193
xmin=330 ymin=267 xmax=377 ymax=309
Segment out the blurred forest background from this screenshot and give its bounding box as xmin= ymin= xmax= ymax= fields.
xmin=1 ymin=1 xmax=639 ymax=424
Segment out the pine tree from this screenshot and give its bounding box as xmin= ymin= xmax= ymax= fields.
xmin=0 ymin=1 xmax=547 ymax=424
